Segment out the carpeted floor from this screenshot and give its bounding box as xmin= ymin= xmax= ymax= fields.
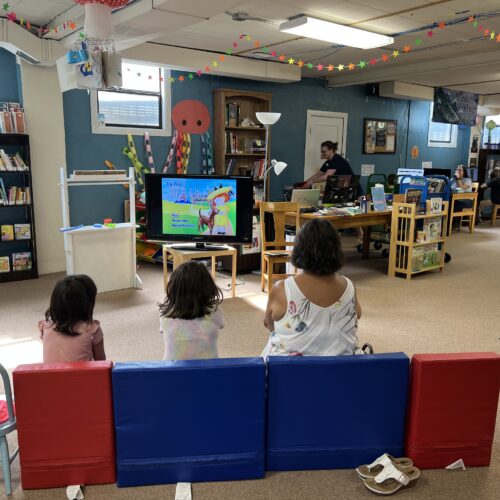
xmin=1 ymin=229 xmax=499 ymax=499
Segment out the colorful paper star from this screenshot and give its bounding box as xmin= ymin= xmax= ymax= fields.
xmin=20 ymin=17 xmax=24 ymax=26
xmin=2 ymin=3 xmax=9 ymax=12
xmin=160 ymin=76 xmax=164 ymax=82
xmin=317 ymin=64 xmax=324 ymax=71
xmin=233 ymin=42 xmax=238 ymax=48
xmin=197 ymin=70 xmax=202 ymax=77
xmin=392 ymin=50 xmax=399 ymax=58
xmin=212 ymin=61 xmax=218 ymax=67
xmin=254 ymin=40 xmax=260 ymax=48
xmin=337 ymin=64 xmax=344 ymax=71
xmin=219 ymin=54 xmax=225 ymax=62
xmin=468 ymin=16 xmax=474 ymax=23
xmin=262 ymin=46 xmax=270 ymax=53
xmin=279 ymin=54 xmax=286 ymax=62
xmin=178 ymin=75 xmax=185 ymax=82
xmin=381 ymin=54 xmax=389 ymax=62
xmin=26 ymin=21 xmax=31 ymax=30
xmin=358 ymin=60 xmax=366 ymax=68
xmin=438 ymin=21 xmax=446 ymax=29
xmin=297 ymin=60 xmax=304 ymax=68
xmin=348 ymin=63 xmax=355 ymax=71
xmin=307 ymin=63 xmax=313 ymax=69
xmin=403 ymin=45 xmax=411 ymax=53
xmin=69 ymin=21 xmax=76 ymax=30
xmin=427 ymin=30 xmax=433 ymax=37
xmin=478 ymin=25 xmax=483 ymax=31
xmin=327 ymin=64 xmax=334 ymax=72
xmin=246 ymin=35 xmax=251 ymax=41
xmin=369 ymin=58 xmax=377 ymax=65
xmin=288 ymin=58 xmax=295 ymax=65
xmin=473 ymin=20 xmax=478 ymax=27
xmin=205 ymin=66 xmax=210 ymax=72
xmin=188 ymin=73 xmax=194 ymax=80
xmin=484 ymin=29 xmax=490 ymax=36
xmin=6 ymin=12 xmax=16 ymax=21
xmin=168 ymin=77 xmax=175 ymax=83
xmin=414 ymin=38 xmax=422 ymax=45
xmin=491 ymin=31 xmax=496 ymax=40
xmin=271 ymin=51 xmax=277 ymax=57
xmin=497 ymin=34 xmax=500 ymax=42
xmin=225 ymin=49 xmax=233 ymax=56
xmin=79 ymin=32 xmax=86 ymax=39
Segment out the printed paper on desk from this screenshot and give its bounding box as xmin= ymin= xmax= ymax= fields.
xmin=361 ymin=164 xmax=375 ymax=177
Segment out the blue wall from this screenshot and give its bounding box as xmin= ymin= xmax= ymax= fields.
xmin=0 ymin=48 xmax=22 ymax=103
xmin=62 ymin=72 xmax=470 ymax=223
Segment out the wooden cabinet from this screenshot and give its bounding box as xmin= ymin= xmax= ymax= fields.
xmin=0 ymin=133 xmax=38 ymax=282
xmin=213 ymin=89 xmax=273 ymax=272
xmin=388 ymin=201 xmax=449 ymax=279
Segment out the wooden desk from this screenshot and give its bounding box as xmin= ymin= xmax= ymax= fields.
xmin=162 ymin=244 xmax=237 ymax=297
xmin=286 ymin=210 xmax=392 ymax=259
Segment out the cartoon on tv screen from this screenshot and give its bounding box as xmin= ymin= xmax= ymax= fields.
xmin=162 ymin=178 xmax=237 ymax=236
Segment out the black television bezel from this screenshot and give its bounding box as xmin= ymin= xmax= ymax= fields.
xmin=145 ymin=174 xmax=254 ymax=244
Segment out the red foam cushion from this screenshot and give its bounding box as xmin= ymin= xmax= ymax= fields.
xmin=0 ymin=400 xmax=14 ymax=424
xmin=405 ymin=353 xmax=500 ymax=469
xmin=13 ymin=361 xmax=116 ymax=489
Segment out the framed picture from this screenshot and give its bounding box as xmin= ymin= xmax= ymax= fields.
xmin=363 ymin=118 xmax=397 ymax=154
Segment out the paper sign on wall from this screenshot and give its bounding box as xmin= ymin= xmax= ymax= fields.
xmin=361 ymin=164 xmax=375 ymax=176
xmin=422 ymin=161 xmax=432 ymax=169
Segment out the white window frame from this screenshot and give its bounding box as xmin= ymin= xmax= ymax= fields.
xmin=90 ymin=62 xmax=171 ymax=136
xmin=427 ymin=103 xmax=457 ymax=148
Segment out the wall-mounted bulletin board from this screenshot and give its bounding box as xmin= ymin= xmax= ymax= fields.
xmin=363 ymin=118 xmax=397 ymax=154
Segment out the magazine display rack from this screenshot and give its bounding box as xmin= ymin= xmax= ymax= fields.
xmin=59 ymin=167 xmax=141 ymax=293
xmin=388 ymin=201 xmax=449 ymax=279
xmin=0 ymin=133 xmax=38 ymax=282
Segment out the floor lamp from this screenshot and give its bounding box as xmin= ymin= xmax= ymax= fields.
xmin=256 ymin=112 xmax=281 ymax=200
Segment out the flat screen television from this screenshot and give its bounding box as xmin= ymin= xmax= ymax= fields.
xmin=145 ymin=174 xmax=253 ymax=249
xmin=432 ymin=87 xmax=478 ymax=126
xmin=322 ymin=175 xmax=360 ymax=205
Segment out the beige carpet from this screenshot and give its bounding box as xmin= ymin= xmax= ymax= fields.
xmin=1 ymin=228 xmax=499 ymax=499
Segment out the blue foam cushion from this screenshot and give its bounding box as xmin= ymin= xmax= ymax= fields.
xmin=112 ymin=358 xmax=266 ymax=486
xmin=266 ymin=353 xmax=409 ymax=470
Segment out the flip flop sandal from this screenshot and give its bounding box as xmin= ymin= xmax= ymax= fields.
xmin=356 ymin=453 xmax=413 ymax=479
xmin=362 ymin=463 xmax=421 ymax=496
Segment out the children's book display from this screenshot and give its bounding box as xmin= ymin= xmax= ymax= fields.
xmin=388 ymin=199 xmax=448 ymax=279
xmin=0 ymin=132 xmax=37 ymax=282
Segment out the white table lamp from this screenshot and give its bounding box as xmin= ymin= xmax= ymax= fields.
xmin=256 ymin=112 xmax=282 ymax=200
xmin=263 ymin=159 xmax=287 ymax=202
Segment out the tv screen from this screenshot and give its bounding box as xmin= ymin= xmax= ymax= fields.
xmin=432 ymin=87 xmax=478 ymax=126
xmin=322 ymin=175 xmax=360 ymax=205
xmin=145 ymin=174 xmax=253 ymax=247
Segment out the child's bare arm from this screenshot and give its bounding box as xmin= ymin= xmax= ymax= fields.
xmin=92 ymin=339 xmax=106 ymax=361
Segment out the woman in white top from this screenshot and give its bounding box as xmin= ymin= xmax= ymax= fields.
xmin=262 ymin=218 xmax=361 ymax=357
xmin=450 ymin=165 xmax=473 ymax=214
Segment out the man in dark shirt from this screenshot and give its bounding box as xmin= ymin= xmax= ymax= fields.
xmin=304 ymin=140 xmax=353 ymax=188
xmin=480 ymin=167 xmax=500 ymax=219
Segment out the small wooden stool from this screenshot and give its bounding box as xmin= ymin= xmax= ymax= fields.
xmin=163 ymin=244 xmax=237 ymax=298
xmin=491 ymin=204 xmax=500 ymax=226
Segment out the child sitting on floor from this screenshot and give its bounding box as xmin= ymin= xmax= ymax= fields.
xmin=39 ymin=274 xmax=106 ymax=363
xmin=160 ymin=260 xmax=224 ymax=360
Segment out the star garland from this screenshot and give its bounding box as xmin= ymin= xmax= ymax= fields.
xmin=1 ymin=2 xmax=76 ymax=36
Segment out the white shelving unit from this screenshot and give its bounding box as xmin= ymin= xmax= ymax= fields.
xmin=59 ymin=167 xmax=142 ymax=292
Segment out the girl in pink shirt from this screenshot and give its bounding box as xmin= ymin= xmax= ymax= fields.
xmin=160 ymin=261 xmax=224 ymax=360
xmin=39 ymin=274 xmax=106 ymax=363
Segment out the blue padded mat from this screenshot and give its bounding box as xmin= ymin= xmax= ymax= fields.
xmin=113 ymin=358 xmax=266 ymax=486
xmin=266 ymin=353 xmax=409 ymax=470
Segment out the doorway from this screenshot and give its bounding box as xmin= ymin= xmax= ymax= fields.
xmin=304 ymin=110 xmax=348 ymax=181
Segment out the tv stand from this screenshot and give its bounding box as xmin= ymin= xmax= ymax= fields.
xmin=170 ymin=243 xmax=229 ymax=251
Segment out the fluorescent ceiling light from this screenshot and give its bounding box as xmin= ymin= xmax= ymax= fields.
xmin=279 ymin=15 xmax=393 ymax=49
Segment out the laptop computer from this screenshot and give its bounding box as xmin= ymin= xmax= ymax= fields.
xmin=290 ymin=188 xmax=321 ymax=208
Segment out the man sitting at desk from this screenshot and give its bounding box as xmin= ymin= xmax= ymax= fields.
xmin=303 ymin=140 xmax=353 ymax=188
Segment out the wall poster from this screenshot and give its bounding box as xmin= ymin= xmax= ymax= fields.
xmin=363 ymin=118 xmax=397 ymax=154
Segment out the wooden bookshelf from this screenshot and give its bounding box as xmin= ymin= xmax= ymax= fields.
xmin=0 ymin=133 xmax=38 ymax=282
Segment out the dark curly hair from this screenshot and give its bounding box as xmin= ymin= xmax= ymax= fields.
xmin=160 ymin=260 xmax=223 ymax=320
xmin=45 ymin=274 xmax=97 ymax=336
xmin=291 ymin=219 xmax=344 ymax=275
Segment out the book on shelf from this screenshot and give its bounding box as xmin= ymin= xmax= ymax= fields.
xmin=225 ymin=158 xmax=237 ymax=175
xmin=14 ymin=223 xmax=31 ymax=240
xmin=226 ymin=102 xmax=240 ymax=127
xmin=412 ymin=244 xmax=440 ymax=272
xmin=11 ymin=110 xmax=26 ymax=134
xmin=1 ymin=224 xmax=14 ymax=241
xmin=405 ymin=188 xmax=422 ymax=208
xmin=3 ymin=186 xmax=31 ymax=205
xmin=0 ymin=111 xmax=14 ymax=133
xmin=428 ymin=197 xmax=443 ymax=214
xmin=0 ymin=256 xmax=9 ymax=273
xmin=422 ymin=217 xmax=442 ymax=242
xmin=12 ymin=251 xmax=32 ymax=271
xmin=427 ymin=178 xmax=446 ymax=194
xmin=371 ymin=185 xmax=387 ymax=212
xmin=0 ymin=178 xmax=7 ymax=204
xmin=0 ymin=149 xmax=15 ymax=170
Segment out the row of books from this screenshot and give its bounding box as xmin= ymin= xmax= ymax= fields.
xmin=253 ymin=185 xmax=265 ymax=204
xmin=0 ymin=102 xmax=26 ymax=134
xmin=0 ymin=181 xmax=32 ymax=205
xmin=225 ymin=132 xmax=267 ymax=155
xmin=427 ymin=177 xmax=447 ymax=194
xmin=416 ymin=217 xmax=442 ymax=243
xmin=0 ymin=252 xmax=32 ymax=273
xmin=225 ymin=102 xmax=240 ymax=127
xmin=1 ymin=223 xmax=31 ymax=241
xmin=243 ymin=137 xmax=266 ymax=154
xmin=0 ymin=150 xmax=29 ymax=171
xmin=412 ymin=244 xmax=441 ymax=272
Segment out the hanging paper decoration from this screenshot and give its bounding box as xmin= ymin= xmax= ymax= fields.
xmin=74 ymin=0 xmax=129 ymax=40
xmin=144 ymin=132 xmax=155 ymax=171
xmin=123 ymin=134 xmax=149 ymax=189
xmin=163 ymin=130 xmax=178 ymax=173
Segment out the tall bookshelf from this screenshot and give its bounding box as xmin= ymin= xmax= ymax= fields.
xmin=213 ymin=89 xmax=272 ymax=272
xmin=0 ymin=133 xmax=38 ymax=282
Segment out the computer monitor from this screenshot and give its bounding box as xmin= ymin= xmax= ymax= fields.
xmin=322 ymin=175 xmax=360 ymax=205
xmin=423 ymin=168 xmax=451 ymax=178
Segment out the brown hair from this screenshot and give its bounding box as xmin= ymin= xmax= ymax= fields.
xmin=321 ymin=140 xmax=338 ymax=152
xmin=159 ymin=261 xmax=223 ymax=319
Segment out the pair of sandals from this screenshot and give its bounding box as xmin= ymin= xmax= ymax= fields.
xmin=356 ymin=453 xmax=421 ymax=495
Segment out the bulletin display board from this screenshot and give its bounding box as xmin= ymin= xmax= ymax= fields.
xmin=363 ymin=118 xmax=397 ymax=154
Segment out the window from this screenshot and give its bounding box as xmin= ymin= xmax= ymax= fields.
xmin=427 ymin=103 xmax=457 ymax=148
xmin=482 ymin=114 xmax=500 ymax=145
xmin=91 ymin=61 xmax=171 ymax=136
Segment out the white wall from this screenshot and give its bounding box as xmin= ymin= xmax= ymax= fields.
xmin=21 ymin=62 xmax=66 ymax=274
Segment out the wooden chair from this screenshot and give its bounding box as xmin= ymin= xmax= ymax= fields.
xmin=492 ymin=204 xmax=500 ymax=226
xmin=448 ymin=192 xmax=478 ymax=235
xmin=471 ymin=182 xmax=479 ymax=192
xmin=260 ymin=202 xmax=300 ymax=293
